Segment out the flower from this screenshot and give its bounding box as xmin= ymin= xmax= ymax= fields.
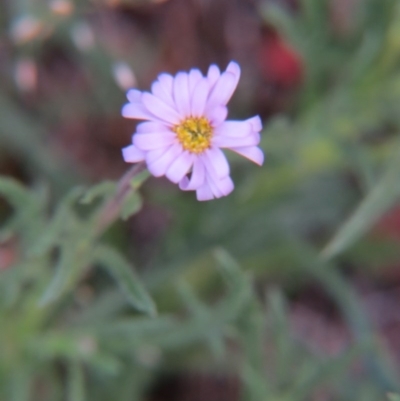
xmin=121 ymin=61 xmax=264 ymax=201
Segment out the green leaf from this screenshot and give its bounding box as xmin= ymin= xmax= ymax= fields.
xmin=0 ymin=177 xmax=36 ymax=210
xmin=241 ymin=363 xmax=272 ymax=401
xmin=120 ymin=191 xmax=142 ymax=220
xmin=67 ymin=361 xmax=86 ymax=401
xmin=120 ymin=169 xmax=148 ymax=220
xmin=30 ymin=333 xmax=84 ymax=359
xmin=94 ymin=316 xmax=176 ymax=338
xmin=8 ymin=368 xmax=31 ymax=401
xmin=286 ymin=345 xmax=365 ymax=401
xmin=129 ymin=169 xmax=150 ymax=190
xmin=294 ymin=241 xmax=400 ymax=391
xmin=261 ymin=2 xmax=297 ymax=40
xmin=80 ymin=182 xmax=116 ymax=204
xmin=38 ymin=248 xmax=75 ymax=306
xmin=266 ymin=289 xmax=294 ymax=384
xmin=213 ymin=251 xmax=254 ymax=323
xmin=85 ymin=353 xmax=121 ymax=376
xmin=322 ymin=146 xmax=400 ymax=259
xmin=0 ymin=177 xmax=48 ymax=246
xmin=213 ymin=247 xmax=246 ymax=291
xmin=0 ymin=94 xmax=79 ymax=193
xmin=71 ymin=290 xmax=127 ymax=326
xmin=176 ymin=280 xmax=226 ymax=358
xmin=39 ymin=240 xmax=92 ymax=306
xmin=388 ymin=394 xmax=400 ymax=401
xmin=94 ymin=245 xmax=156 ymax=316
xmin=29 ymin=187 xmax=85 ymax=256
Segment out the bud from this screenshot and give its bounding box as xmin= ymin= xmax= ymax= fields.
xmin=10 ymin=15 xmax=43 ymax=44
xmin=15 ymin=58 xmax=38 ymax=92
xmin=71 ymin=22 xmax=95 ymax=51
xmin=50 ymin=0 xmax=74 ymax=16
xmin=112 ymin=62 xmax=137 ymax=90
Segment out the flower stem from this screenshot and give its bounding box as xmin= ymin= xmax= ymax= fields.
xmin=96 ymin=162 xmax=147 ymax=234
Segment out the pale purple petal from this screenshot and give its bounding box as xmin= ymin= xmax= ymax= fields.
xmin=157 ymin=73 xmax=174 ymax=98
xmin=196 ymin=182 xmax=214 ymax=201
xmin=206 ymin=106 xmax=228 ymax=126
xmin=214 ymin=120 xmax=252 ymax=138
xmin=165 ymin=151 xmax=194 ymax=183
xmin=206 ymin=71 xmax=237 ymax=109
xmin=136 ymin=121 xmax=170 ymax=134
xmin=191 ymin=78 xmax=209 ymax=117
xmin=229 ymin=146 xmax=264 ymax=166
xmin=142 ymin=92 xmax=181 ymax=125
xmin=247 ymin=115 xmax=262 ymax=132
xmin=189 ymin=68 xmax=203 ymax=93
xmin=151 ymin=81 xmax=174 ymax=108
xmin=122 ymin=144 xmax=145 ymax=163
xmin=179 ymin=177 xmax=190 ymax=190
xmin=207 ymin=64 xmax=220 ymax=89
xmin=122 ymin=103 xmax=154 ymax=120
xmin=204 ymin=174 xmax=234 ymax=198
xmin=147 ymin=143 xmax=183 ymax=177
xmin=134 ymin=132 xmax=176 ymax=150
xmin=173 ymin=72 xmax=191 ymax=116
xmin=226 ymin=61 xmax=241 ymax=89
xmin=214 ymin=176 xmax=234 ymax=197
xmin=203 ymin=147 xmax=230 ymax=179
xmin=206 ymin=176 xmax=223 ymax=198
xmin=212 ymin=132 xmax=260 ymax=148
xmin=146 ymin=147 xmax=171 ymax=165
xmin=127 ymin=89 xmax=142 ymax=103
xmin=179 ymin=158 xmax=206 ymax=191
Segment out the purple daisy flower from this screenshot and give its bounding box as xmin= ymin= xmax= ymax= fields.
xmin=121 ymin=61 xmax=264 ymax=201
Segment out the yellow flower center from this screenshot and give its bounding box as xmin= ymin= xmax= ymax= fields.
xmin=173 ymin=117 xmax=213 ymax=154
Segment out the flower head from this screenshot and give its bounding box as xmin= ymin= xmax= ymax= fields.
xmin=121 ymin=61 xmax=264 ymax=201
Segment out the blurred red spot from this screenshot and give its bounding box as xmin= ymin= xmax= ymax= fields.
xmin=0 ymin=241 xmax=17 ymax=271
xmin=376 ymin=205 xmax=400 ymax=241
xmin=259 ymin=30 xmax=303 ymax=88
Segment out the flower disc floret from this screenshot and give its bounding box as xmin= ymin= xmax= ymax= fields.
xmin=174 ymin=117 xmax=212 ymax=154
xmin=121 ymin=61 xmax=264 ymax=201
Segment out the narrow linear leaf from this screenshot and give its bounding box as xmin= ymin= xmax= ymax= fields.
xmin=94 ymin=245 xmax=156 ymax=316
xmin=85 ymin=353 xmax=121 ymax=376
xmin=130 ymin=169 xmax=151 ymax=190
xmin=322 ymin=147 xmax=400 ymax=259
xmin=214 ymin=249 xmax=254 ymax=322
xmin=94 ymin=316 xmax=176 ymax=338
xmin=176 ymin=280 xmax=226 ymax=358
xmin=0 ymin=177 xmax=36 ymax=210
xmin=39 ymin=247 xmax=76 ymax=306
xmin=67 ymin=361 xmax=86 ymax=401
xmin=296 ymin=242 xmax=400 ymax=391
xmin=260 ymin=2 xmax=298 ymax=42
xmin=39 ymin=241 xmax=91 ymax=306
xmin=241 ymin=363 xmax=272 ymax=401
xmin=9 ymin=368 xmax=31 ymax=401
xmin=287 ymin=345 xmax=365 ymax=400
xmin=266 ymin=289 xmax=293 ymax=383
xmin=80 ymin=182 xmax=116 ymax=204
xmin=213 ymin=247 xmax=246 ymax=290
xmin=120 ymin=191 xmax=142 ymax=220
xmin=0 ymin=93 xmax=79 ymax=192
xmin=29 ymin=187 xmax=85 ymax=256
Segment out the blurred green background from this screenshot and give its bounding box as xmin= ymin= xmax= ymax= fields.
xmin=2 ymin=0 xmax=400 ymax=400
